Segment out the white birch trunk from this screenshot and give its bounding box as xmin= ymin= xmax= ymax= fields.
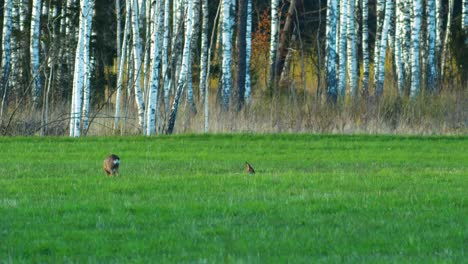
xmin=1 ymin=0 xmax=12 ymax=119
xmin=338 ymin=0 xmax=348 ymax=98
xmin=145 ymin=0 xmax=163 ymax=136
xmin=221 ymin=0 xmax=233 ymax=110
xmin=373 ymin=0 xmax=384 ymax=87
xmin=346 ymin=0 xmax=357 ymax=97
xmin=186 ymin=0 xmax=199 ymax=113
xmin=162 ymin=0 xmax=171 ymax=117
xmin=167 ymin=0 xmax=194 ymax=134
xmin=81 ymin=1 xmax=95 ymax=134
xmin=399 ymin=0 xmax=411 ymax=80
xmin=376 ymin=0 xmax=393 ymax=96
xmin=9 ymin=0 xmax=19 ymax=90
xmin=245 ymin=0 xmax=252 ymax=105
xmin=427 ymin=0 xmax=437 ymax=91
xmin=435 ymin=0 xmax=443 ymax=54
xmin=30 ymin=0 xmax=42 ymax=106
xmin=268 ymin=0 xmax=280 ymax=90
xmin=325 ymin=0 xmax=338 ymax=102
xmin=70 ymin=0 xmax=90 ymax=137
xmin=361 ymin=0 xmax=369 ymax=93
xmin=199 ymin=0 xmax=209 ymax=103
xmin=114 ymin=0 xmax=131 ymax=132
xmin=1 ymin=0 xmax=12 ymax=89
xmin=410 ymin=0 xmax=422 ymax=98
xmin=131 ymin=0 xmax=146 ymax=131
xmin=395 ymin=0 xmax=405 ymax=94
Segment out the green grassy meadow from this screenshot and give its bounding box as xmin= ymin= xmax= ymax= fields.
xmin=0 ymin=134 xmax=467 ymax=262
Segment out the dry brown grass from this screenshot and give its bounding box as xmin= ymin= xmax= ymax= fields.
xmin=1 ymin=86 xmax=466 ymax=136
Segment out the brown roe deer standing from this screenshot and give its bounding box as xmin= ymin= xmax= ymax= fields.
xmin=103 ymin=154 xmax=120 ymax=176
xmin=245 ymin=162 xmax=255 ymax=174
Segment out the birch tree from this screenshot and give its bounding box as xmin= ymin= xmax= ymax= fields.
xmin=325 ymin=0 xmax=338 ymax=102
xmin=375 ymin=0 xmax=393 ymax=96
xmin=373 ymin=0 xmax=385 ymax=86
xmin=347 ymin=0 xmax=357 ymax=97
xmin=245 ymin=0 xmax=252 ymax=105
xmin=81 ymin=1 xmax=95 ymax=134
xmin=427 ymin=0 xmax=437 ymax=91
xmin=440 ymin=0 xmax=454 ymax=82
xmin=361 ymin=0 xmax=369 ymax=94
xmin=70 ymin=0 xmax=92 ymax=137
xmin=268 ymin=0 xmax=280 ymax=92
xmin=236 ymin=0 xmax=248 ymax=110
xmin=131 ymin=0 xmax=146 ymax=131
xmin=167 ymin=0 xmax=194 ymax=134
xmin=199 ymin=0 xmax=209 ymax=103
xmin=1 ymin=0 xmax=12 ymax=120
xmin=1 ymin=0 xmax=12 ymax=88
xmin=162 ymin=0 xmax=171 ymax=116
xmin=146 ymin=0 xmax=163 ymax=135
xmin=30 ymin=0 xmax=42 ymax=106
xmin=395 ymin=0 xmax=405 ymax=94
xmin=410 ymin=0 xmax=422 ymax=98
xmin=338 ymin=0 xmax=348 ymax=98
xmin=114 ymin=0 xmax=131 ymax=132
xmin=221 ymin=0 xmax=233 ymax=110
xmin=436 ymin=0 xmax=443 ymax=54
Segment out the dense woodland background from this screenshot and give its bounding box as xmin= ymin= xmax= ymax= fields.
xmin=0 ymin=0 xmax=467 ymax=136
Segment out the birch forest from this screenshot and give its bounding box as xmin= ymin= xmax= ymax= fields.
xmin=0 ymin=0 xmax=467 ymax=136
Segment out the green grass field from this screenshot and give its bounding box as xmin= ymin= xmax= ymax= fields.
xmin=0 ymin=134 xmax=467 ymax=262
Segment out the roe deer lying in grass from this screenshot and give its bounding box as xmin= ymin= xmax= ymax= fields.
xmin=245 ymin=162 xmax=255 ymax=174
xmin=103 ymin=154 xmax=120 ymax=176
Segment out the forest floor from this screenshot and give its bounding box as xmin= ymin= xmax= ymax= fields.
xmin=0 ymin=134 xmax=467 ymax=262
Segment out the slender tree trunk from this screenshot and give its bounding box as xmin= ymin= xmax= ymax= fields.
xmin=30 ymin=0 xmax=42 ymax=106
xmin=463 ymin=0 xmax=468 ymax=43
xmin=236 ymin=0 xmax=248 ymax=110
xmin=115 ymin=0 xmax=131 ymax=132
xmin=436 ymin=0 xmax=443 ymax=54
xmin=373 ymin=0 xmax=385 ymax=88
xmin=440 ymin=0 xmax=453 ymax=83
xmin=427 ymin=0 xmax=437 ymax=92
xmin=325 ymin=0 xmax=338 ymax=103
xmin=204 ymin=1 xmax=222 ymax=132
xmin=268 ymin=0 xmax=280 ymax=93
xmin=81 ymin=0 xmax=95 ymax=134
xmin=167 ymin=0 xmax=194 ymax=134
xmin=130 ymin=0 xmax=146 ymax=131
xmin=245 ymin=0 xmax=252 ymax=105
xmin=221 ymin=0 xmax=233 ymax=110
xmin=1 ymin=0 xmax=12 ymax=121
xmin=116 ymin=0 xmax=122 ymax=66
xmin=145 ymin=0 xmax=163 ymax=136
xmin=186 ymin=0 xmax=199 ymax=114
xmin=410 ymin=0 xmax=422 ymax=98
xmin=338 ymin=0 xmax=348 ymax=98
xmin=70 ymin=0 xmax=91 ymax=137
xmin=162 ymin=0 xmax=171 ymax=119
xmin=375 ymin=0 xmax=393 ymax=96
xmin=276 ymin=0 xmax=296 ymax=81
xmin=395 ymin=0 xmax=405 ymax=95
xmin=361 ymin=0 xmax=369 ymax=94
xmin=199 ymin=0 xmax=209 ymax=103
xmin=347 ymin=0 xmax=357 ymax=97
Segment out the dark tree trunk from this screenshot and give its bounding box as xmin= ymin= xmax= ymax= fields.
xmin=235 ymin=0 xmax=248 ymax=111
xmin=276 ymin=0 xmax=297 ymax=81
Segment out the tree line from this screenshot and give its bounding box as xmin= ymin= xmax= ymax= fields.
xmin=0 ymin=0 xmax=467 ymax=136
